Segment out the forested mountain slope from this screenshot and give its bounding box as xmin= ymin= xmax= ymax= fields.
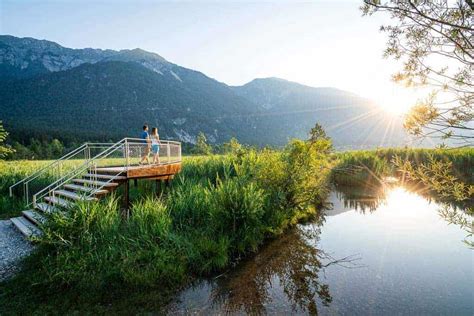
xmin=0 ymin=35 xmax=411 ymax=148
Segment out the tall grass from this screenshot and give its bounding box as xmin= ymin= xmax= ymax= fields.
xmin=0 ymin=139 xmax=333 ymax=313
xmin=0 ymin=160 xmax=56 ymax=219
xmin=332 ymin=147 xmax=474 ymax=186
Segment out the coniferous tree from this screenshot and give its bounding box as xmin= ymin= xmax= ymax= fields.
xmin=193 ymin=132 xmax=213 ymax=155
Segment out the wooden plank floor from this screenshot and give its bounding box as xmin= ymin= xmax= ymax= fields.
xmin=95 ymin=162 xmax=181 ymax=179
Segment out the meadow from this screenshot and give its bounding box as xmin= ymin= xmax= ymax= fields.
xmin=0 ymin=138 xmax=333 ymax=313
xmin=0 ymin=143 xmax=472 ymax=314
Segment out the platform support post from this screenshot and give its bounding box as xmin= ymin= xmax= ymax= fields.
xmin=123 ymin=179 xmax=130 ymax=210
xmin=156 ymin=179 xmax=161 ymax=196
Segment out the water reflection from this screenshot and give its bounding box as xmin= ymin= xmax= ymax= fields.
xmin=334 ymin=181 xmax=472 ymax=247
xmin=167 ymin=184 xmax=473 ymax=315
xmin=333 ymin=184 xmax=387 ymax=213
xmin=167 ymin=214 xmax=365 ymax=315
xmin=209 ymin=222 xmax=329 ymax=315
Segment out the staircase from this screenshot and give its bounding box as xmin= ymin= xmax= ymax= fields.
xmin=8 ymin=138 xmax=182 ymax=239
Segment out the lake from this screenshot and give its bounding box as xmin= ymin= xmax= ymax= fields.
xmin=165 ymin=184 xmax=473 ymax=315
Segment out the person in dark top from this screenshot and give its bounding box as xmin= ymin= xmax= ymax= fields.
xmin=139 ymin=125 xmax=151 ymax=165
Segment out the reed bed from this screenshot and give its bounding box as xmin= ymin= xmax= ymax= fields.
xmin=0 ymin=139 xmax=332 ymax=314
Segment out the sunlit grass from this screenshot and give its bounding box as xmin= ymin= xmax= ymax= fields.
xmin=0 ymin=141 xmax=332 ymax=314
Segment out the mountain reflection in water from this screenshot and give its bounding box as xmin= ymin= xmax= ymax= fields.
xmin=166 ymin=184 xmax=473 ymax=315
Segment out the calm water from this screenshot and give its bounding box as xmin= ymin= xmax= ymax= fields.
xmin=165 ymin=185 xmax=473 ymax=315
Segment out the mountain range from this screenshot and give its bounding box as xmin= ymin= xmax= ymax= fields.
xmin=0 ymin=35 xmax=411 ymax=148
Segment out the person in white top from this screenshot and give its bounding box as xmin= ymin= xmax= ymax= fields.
xmin=150 ymin=127 xmax=161 ymax=164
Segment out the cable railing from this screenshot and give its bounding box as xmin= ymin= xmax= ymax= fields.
xmin=30 ymin=138 xmax=182 ymax=208
xmin=9 ymin=142 xmax=114 ymax=204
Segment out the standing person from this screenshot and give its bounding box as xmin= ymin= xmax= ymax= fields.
xmin=139 ymin=125 xmax=150 ymax=165
xmin=151 ymin=127 xmax=161 ymax=164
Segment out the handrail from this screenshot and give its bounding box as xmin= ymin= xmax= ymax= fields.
xmin=48 ymin=141 xmax=129 ymax=206
xmin=9 ymin=143 xmax=87 ymax=196
xmin=83 ymin=139 xmax=182 ymax=199
xmin=32 ymin=139 xmax=125 ymax=207
xmin=28 ymin=137 xmax=182 ymax=208
xmin=8 ymin=142 xmax=115 ymax=204
xmin=124 ymin=137 xmax=182 ymax=145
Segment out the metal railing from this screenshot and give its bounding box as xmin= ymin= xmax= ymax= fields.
xmin=28 ymin=138 xmax=181 ymax=208
xmin=9 ymin=142 xmax=114 ymax=204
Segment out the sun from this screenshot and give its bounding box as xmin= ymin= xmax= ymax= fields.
xmin=374 ymin=86 xmax=420 ymax=116
xmin=379 ymin=98 xmax=413 ymax=115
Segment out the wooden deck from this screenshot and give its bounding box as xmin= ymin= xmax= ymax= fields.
xmin=95 ymin=162 xmax=182 ymax=180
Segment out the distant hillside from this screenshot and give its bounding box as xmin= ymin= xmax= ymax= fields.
xmin=0 ymin=35 xmax=413 ymax=148
xmin=233 ymin=78 xmax=409 ymax=148
xmin=0 ymin=60 xmax=260 ymax=143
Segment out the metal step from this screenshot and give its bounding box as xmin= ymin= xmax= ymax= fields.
xmin=44 ymin=196 xmax=73 ymax=209
xmin=89 ymin=167 xmax=126 ymax=175
xmin=11 ymin=217 xmax=41 ymax=238
xmin=53 ymin=190 xmax=97 ymax=202
xmin=35 ymin=202 xmax=59 ymax=214
xmin=83 ymin=173 xmax=126 ymax=181
xmin=22 ymin=210 xmax=46 ymax=226
xmin=64 ymin=184 xmax=109 ymax=195
xmin=73 ymin=179 xmax=119 ymax=187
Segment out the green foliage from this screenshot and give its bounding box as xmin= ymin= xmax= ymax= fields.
xmin=0 ymin=142 xmax=333 ymax=313
xmin=392 ymin=153 xmax=473 ymax=247
xmin=192 ymin=132 xmax=213 ymax=155
xmin=332 ymin=147 xmax=474 ymax=187
xmin=8 ymin=138 xmax=68 ymax=160
xmin=393 ymin=155 xmax=473 ymax=207
xmin=0 ymin=160 xmax=58 ymax=219
xmin=0 ymin=121 xmax=13 ymax=158
xmin=308 ymin=123 xmax=330 ymax=145
xmin=332 ymin=151 xmax=391 ymax=186
xmin=222 ymin=137 xmax=243 ymax=154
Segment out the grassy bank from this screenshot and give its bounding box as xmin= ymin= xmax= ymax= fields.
xmin=332 ymin=147 xmax=474 ymax=186
xmin=0 ymin=139 xmax=332 ymax=314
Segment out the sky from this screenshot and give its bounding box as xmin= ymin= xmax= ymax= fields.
xmin=0 ymin=0 xmax=421 ymax=113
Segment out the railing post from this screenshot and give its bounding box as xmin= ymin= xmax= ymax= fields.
xmin=179 ymin=143 xmax=182 ymax=162
xmin=33 ymin=194 xmax=37 ymax=209
xmin=125 ymin=139 xmax=130 ymax=167
xmin=24 ymin=182 xmax=29 ymax=205
xmin=167 ymin=143 xmax=171 ymax=163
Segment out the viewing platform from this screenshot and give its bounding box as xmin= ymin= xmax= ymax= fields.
xmin=8 ymin=138 xmax=182 ymax=238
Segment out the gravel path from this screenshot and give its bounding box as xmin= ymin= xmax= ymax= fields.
xmin=0 ymin=220 xmax=34 ymax=282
